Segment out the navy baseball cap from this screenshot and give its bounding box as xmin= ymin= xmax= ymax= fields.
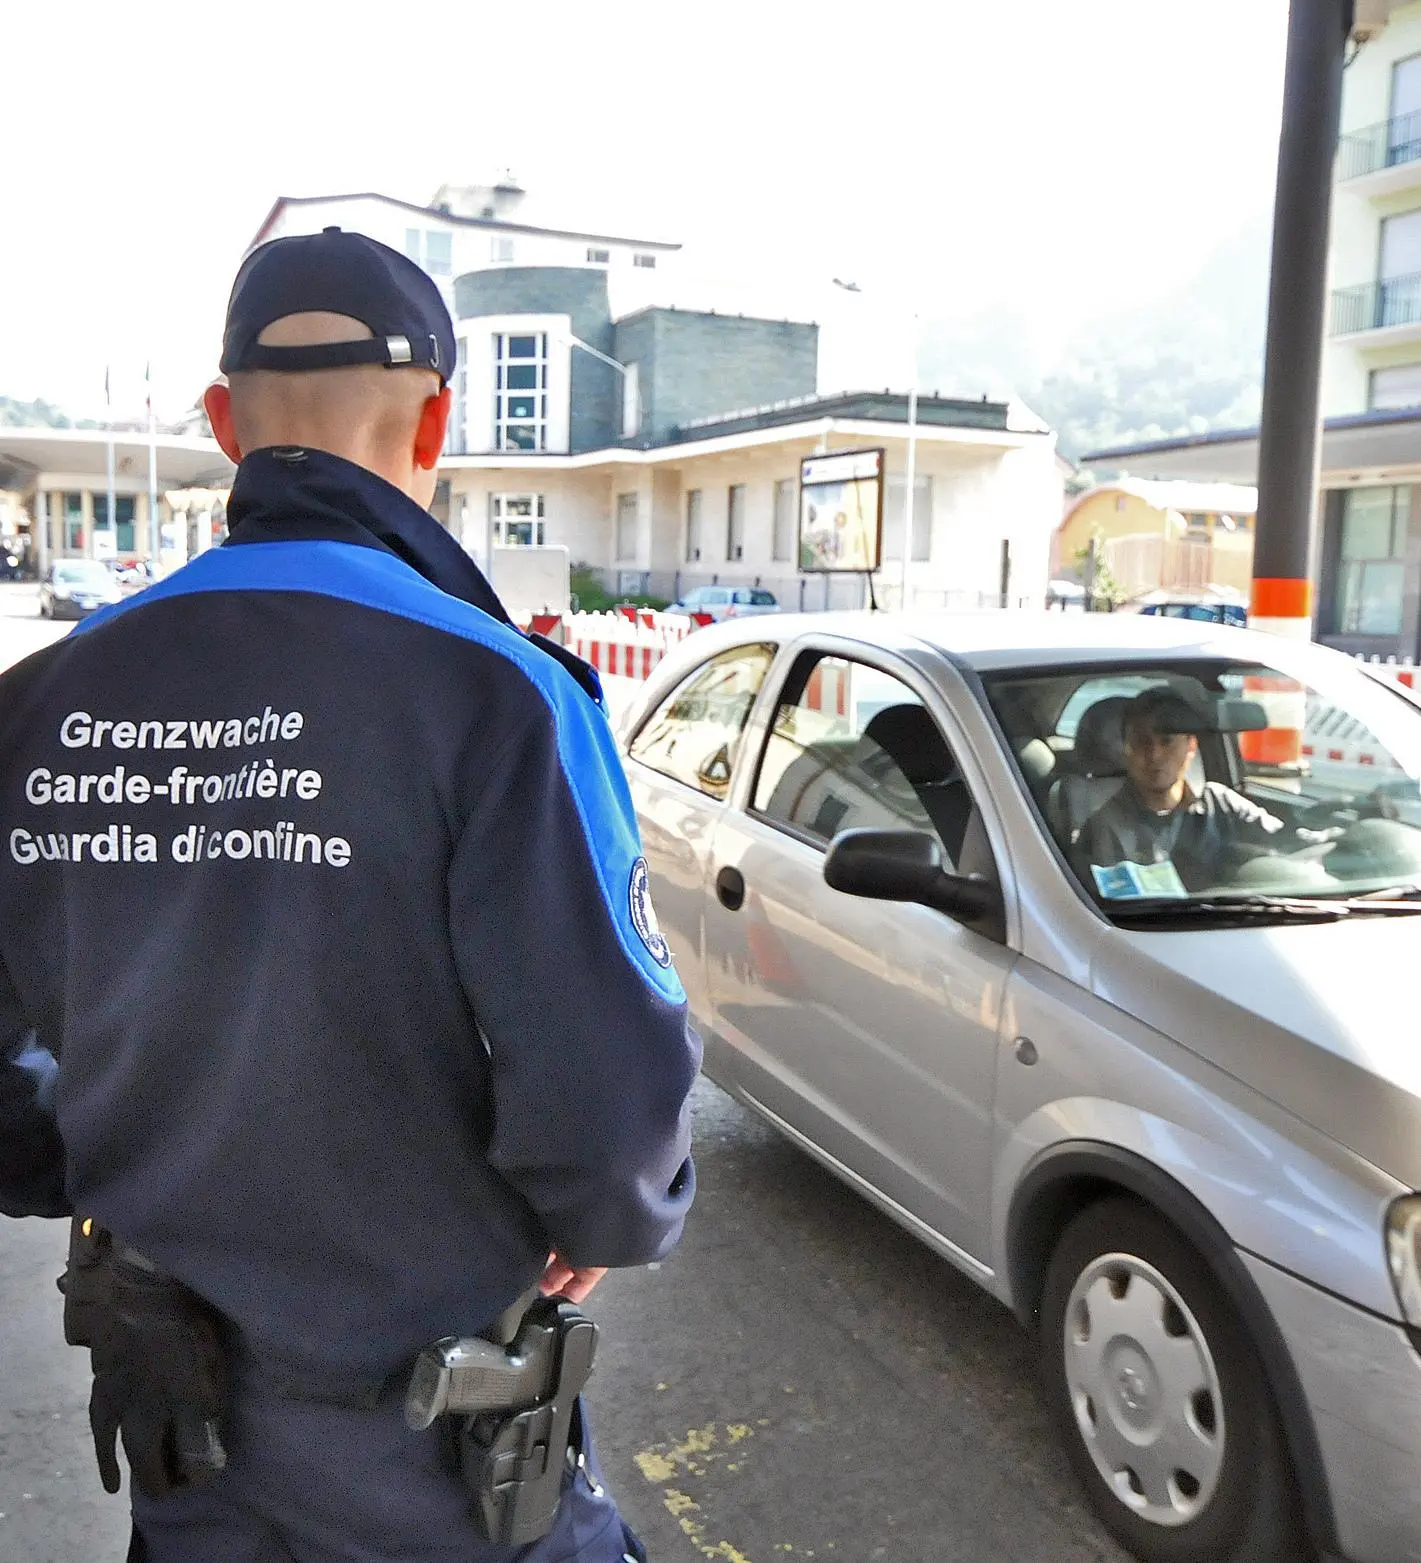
xmin=220 ymin=227 xmax=456 ymax=383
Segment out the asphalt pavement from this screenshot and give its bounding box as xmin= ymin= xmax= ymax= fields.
xmin=0 ymin=582 xmax=1131 ymax=1562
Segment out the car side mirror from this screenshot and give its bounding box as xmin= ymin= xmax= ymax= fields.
xmin=823 ymin=828 xmax=1003 ymax=938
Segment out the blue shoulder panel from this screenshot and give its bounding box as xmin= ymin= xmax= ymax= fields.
xmin=74 ymin=544 xmax=684 ymax=1003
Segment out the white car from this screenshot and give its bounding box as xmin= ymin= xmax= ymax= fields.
xmin=666 ymin=585 xmax=780 ymax=622
xmin=621 ymin=609 xmax=1421 ymax=1563
xmin=38 ymin=559 xmax=124 ymax=619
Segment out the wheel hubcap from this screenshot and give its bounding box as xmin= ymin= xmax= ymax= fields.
xmin=1062 ymin=1252 xmax=1225 ymax=1527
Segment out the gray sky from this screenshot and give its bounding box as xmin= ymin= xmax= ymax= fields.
xmin=4 ymin=0 xmax=1288 ymax=421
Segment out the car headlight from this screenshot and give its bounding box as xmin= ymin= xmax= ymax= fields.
xmin=1386 ymin=1196 xmax=1421 ymax=1323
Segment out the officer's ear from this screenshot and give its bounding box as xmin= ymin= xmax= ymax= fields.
xmin=413 ymin=387 xmax=452 ymax=472
xmin=204 ymin=381 xmax=243 ymax=464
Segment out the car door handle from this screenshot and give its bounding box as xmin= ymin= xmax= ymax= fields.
xmin=715 ymin=866 xmax=745 ymax=911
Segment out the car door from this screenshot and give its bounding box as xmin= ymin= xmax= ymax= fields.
xmin=703 ymin=642 xmax=1016 ymax=1265
xmin=622 ymin=640 xmax=779 ymax=1028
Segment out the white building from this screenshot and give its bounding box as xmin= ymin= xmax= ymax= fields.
xmin=0 ymin=429 xmax=234 ymax=574
xmin=242 ymin=185 xmax=1066 ymax=611
xmin=1327 ymin=1 xmax=1421 ymax=415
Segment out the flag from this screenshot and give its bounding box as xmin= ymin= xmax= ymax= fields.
xmin=104 ymin=365 xmax=111 ymax=409
xmin=145 ymin=361 xmax=153 ymax=430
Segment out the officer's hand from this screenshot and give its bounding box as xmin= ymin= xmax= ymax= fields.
xmin=539 ymin=1252 xmax=607 ymax=1304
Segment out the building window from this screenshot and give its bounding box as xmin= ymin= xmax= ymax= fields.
xmin=114 ymin=496 xmax=136 ymax=554
xmin=633 ymin=253 xmax=657 ymax=269
xmin=1337 ymin=485 xmax=1409 ymax=635
xmin=494 ymin=333 xmax=548 ymax=452
xmin=63 ymin=492 xmax=84 ymax=552
xmin=616 ymin=493 xmax=639 ymax=560
xmin=685 ymin=490 xmax=703 ymax=562
xmin=491 ymin=237 xmax=515 ymax=263
xmin=490 ymin=493 xmax=546 ymax=547
xmin=586 ymin=247 xmax=610 ymax=264
xmin=885 ymin=474 xmax=932 ymax=562
xmin=621 ymin=362 xmax=641 ymax=440
xmin=404 ymin=228 xmax=452 ymax=276
xmin=1370 ymin=362 xmax=1421 ymax=411
xmin=727 ymin=484 xmax=746 ymax=561
xmin=910 ymin=475 xmax=933 ymax=561
xmin=772 ymin=479 xmax=796 ymax=562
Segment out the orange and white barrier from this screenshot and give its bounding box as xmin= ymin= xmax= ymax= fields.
xmin=558 ymin=609 xmax=701 ymax=683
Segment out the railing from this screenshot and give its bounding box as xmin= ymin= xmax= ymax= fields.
xmin=1338 ymin=110 xmax=1421 ymax=181
xmin=1330 ymin=270 xmax=1421 ymax=335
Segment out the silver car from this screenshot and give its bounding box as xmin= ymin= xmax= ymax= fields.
xmin=619 ymin=610 xmax=1421 ymax=1563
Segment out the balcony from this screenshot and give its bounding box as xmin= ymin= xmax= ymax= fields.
xmin=1338 ymin=112 xmax=1421 ymax=195
xmin=1330 ymin=271 xmax=1421 ymax=343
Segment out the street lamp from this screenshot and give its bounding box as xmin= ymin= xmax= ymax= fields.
xmin=832 ymin=278 xmax=918 ymax=610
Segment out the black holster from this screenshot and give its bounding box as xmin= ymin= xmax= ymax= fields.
xmin=59 ymin=1217 xmax=229 ymax=1498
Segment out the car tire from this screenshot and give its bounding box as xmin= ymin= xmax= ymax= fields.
xmin=1039 ymin=1197 xmax=1306 ymax=1563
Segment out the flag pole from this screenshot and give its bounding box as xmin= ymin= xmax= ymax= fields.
xmin=105 ymin=365 xmax=116 ymax=560
xmin=146 ymin=361 xmax=158 ymax=570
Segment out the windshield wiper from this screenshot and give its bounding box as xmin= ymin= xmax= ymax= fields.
xmin=1104 ymin=893 xmax=1421 ymax=926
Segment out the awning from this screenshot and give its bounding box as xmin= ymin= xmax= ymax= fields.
xmin=1083 ymin=407 xmax=1421 ymax=487
xmin=0 ymin=428 xmax=234 ymax=492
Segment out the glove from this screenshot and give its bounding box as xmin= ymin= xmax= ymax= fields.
xmin=61 ymin=1223 xmax=228 ymax=1498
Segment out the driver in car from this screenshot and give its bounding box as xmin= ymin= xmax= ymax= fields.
xmin=1076 ymin=686 xmax=1338 ymax=893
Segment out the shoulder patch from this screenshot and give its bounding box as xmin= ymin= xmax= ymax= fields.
xmin=628 ymin=857 xmax=672 ymax=968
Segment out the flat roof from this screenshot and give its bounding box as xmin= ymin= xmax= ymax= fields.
xmin=247 ymin=193 xmax=682 ymax=256
xmin=674 ymin=390 xmax=1022 ymax=442
xmin=0 ymin=428 xmax=234 ymax=490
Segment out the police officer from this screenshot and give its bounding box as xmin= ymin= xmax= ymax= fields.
xmin=0 ymin=229 xmax=699 ymax=1561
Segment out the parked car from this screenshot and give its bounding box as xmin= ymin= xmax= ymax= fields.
xmin=38 ymin=558 xmax=124 ymax=619
xmin=666 ymin=585 xmax=780 ymax=622
xmin=1133 ymin=588 xmax=1249 ymax=628
xmin=620 ymin=609 xmax=1421 ymax=1563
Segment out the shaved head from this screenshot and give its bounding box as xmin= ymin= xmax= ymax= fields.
xmin=205 ymin=312 xmax=450 ymax=507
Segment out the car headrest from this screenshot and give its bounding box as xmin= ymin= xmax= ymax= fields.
xmin=1073 ymin=696 xmax=1131 ymax=778
xmin=862 ymin=703 xmax=955 ymax=785
xmin=1015 ymin=738 xmax=1056 ymax=784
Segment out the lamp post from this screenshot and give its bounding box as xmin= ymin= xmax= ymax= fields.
xmin=832 ymin=279 xmax=918 ymax=610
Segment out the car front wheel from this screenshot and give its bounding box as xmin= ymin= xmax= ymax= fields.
xmin=1039 ymin=1198 xmax=1307 ymax=1563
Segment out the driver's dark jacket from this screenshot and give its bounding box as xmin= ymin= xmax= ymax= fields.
xmin=1076 ymin=779 xmax=1304 ymax=891
xmin=0 ymin=447 xmax=699 ymax=1387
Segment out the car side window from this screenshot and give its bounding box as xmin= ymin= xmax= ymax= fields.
xmin=626 ymin=644 xmax=776 ymax=800
xmin=750 ymin=653 xmax=985 ymax=871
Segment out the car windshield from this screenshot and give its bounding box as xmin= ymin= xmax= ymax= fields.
xmin=983 ymin=654 xmax=1421 ymax=910
xmin=54 ymin=562 xmax=111 ymax=586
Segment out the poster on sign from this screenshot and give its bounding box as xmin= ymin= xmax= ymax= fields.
xmin=798 ymin=448 xmax=884 ymax=573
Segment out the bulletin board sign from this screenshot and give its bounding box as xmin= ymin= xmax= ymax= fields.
xmin=798 ymin=448 xmax=884 ymax=573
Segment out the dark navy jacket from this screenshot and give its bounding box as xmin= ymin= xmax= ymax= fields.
xmin=0 ymin=448 xmax=699 ymax=1382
